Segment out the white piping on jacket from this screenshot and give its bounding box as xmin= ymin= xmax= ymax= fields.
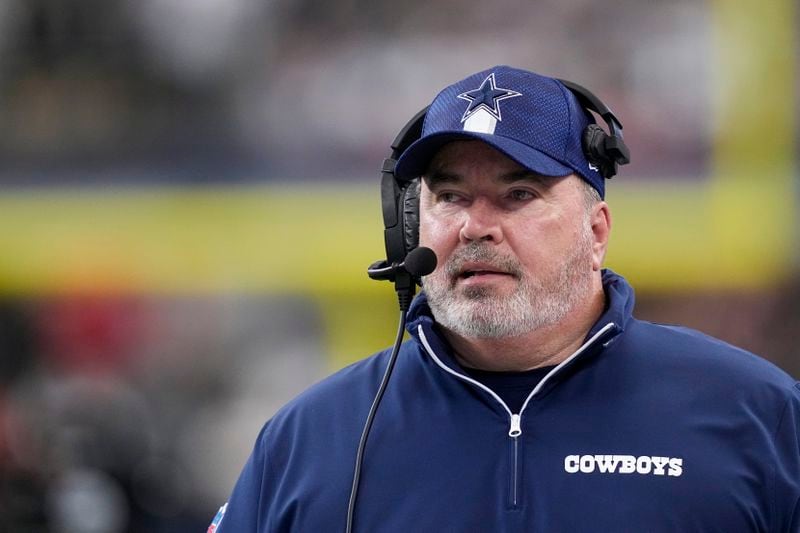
xmin=417 ymin=322 xmax=617 ymax=438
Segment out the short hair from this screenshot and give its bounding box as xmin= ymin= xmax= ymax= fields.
xmin=580 ymin=179 xmax=601 ymax=212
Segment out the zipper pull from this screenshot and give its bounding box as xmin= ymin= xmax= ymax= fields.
xmin=509 ymin=414 xmax=522 ymax=438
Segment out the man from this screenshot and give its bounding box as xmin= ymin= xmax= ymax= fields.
xmin=212 ymin=66 xmax=800 ymax=532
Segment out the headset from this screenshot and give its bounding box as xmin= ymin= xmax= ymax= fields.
xmin=350 ymin=78 xmax=630 ymax=533
xmin=366 ymin=105 xmax=433 ymax=310
xmin=367 ymin=78 xmax=630 ymax=308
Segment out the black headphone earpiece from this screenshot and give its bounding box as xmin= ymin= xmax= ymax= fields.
xmin=558 ymin=79 xmax=631 ymax=179
xmin=368 ymin=78 xmax=630 ymax=300
xmin=582 ymin=124 xmax=613 ymax=177
xmin=401 ymin=178 xmax=421 ymax=254
xmin=366 ymin=107 xmax=429 ymax=309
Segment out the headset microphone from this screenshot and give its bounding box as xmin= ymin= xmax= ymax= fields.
xmin=348 ymin=246 xmax=436 ymax=532
xmin=366 ymin=245 xmax=436 ymax=312
xmin=403 ymin=246 xmax=437 ymax=277
xmin=367 ymin=246 xmax=437 ymax=281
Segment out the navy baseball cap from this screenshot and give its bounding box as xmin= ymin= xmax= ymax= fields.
xmin=394 ymin=65 xmax=606 ymax=198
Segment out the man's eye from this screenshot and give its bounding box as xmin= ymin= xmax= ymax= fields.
xmin=437 ymin=192 xmax=462 ymax=203
xmin=509 ymin=189 xmax=535 ymax=201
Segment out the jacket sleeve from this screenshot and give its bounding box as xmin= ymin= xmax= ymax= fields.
xmin=772 ymin=383 xmax=800 ymax=533
xmin=214 ymin=424 xmax=271 ymax=533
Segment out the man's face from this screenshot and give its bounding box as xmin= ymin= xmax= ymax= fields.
xmin=419 ymin=140 xmax=604 ymax=339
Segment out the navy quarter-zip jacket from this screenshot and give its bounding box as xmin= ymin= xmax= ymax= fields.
xmin=215 ymin=271 xmax=800 ymax=532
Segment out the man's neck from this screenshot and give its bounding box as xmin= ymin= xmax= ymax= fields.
xmin=440 ymin=285 xmax=607 ymax=372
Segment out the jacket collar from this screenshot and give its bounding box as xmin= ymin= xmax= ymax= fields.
xmin=406 ymin=268 xmax=635 ymax=362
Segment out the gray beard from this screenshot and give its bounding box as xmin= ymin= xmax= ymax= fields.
xmin=422 ymin=224 xmax=595 ymax=339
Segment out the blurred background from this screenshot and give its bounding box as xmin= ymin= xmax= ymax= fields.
xmin=0 ymin=0 xmax=796 ymax=531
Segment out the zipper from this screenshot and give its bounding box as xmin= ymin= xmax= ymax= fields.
xmin=509 ymin=413 xmax=522 ymax=437
xmin=418 ymin=322 xmax=618 ymax=437
xmin=511 ymin=436 xmax=520 ymax=508
xmin=417 ymin=322 xmax=618 ymax=509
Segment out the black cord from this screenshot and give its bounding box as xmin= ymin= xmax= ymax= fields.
xmin=345 ymin=310 xmax=407 ymax=533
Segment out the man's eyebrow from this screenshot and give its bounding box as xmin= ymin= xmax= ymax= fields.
xmin=423 ymin=170 xmax=462 ymax=187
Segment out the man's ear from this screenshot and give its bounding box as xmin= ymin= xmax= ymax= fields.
xmin=590 ymin=202 xmax=611 ymax=271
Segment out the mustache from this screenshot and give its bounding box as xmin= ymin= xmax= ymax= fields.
xmin=443 ymin=243 xmax=523 ymax=278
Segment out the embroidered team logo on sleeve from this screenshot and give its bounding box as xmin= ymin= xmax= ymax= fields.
xmin=207 ymin=502 xmax=227 ymax=532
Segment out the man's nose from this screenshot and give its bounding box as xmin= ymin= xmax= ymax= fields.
xmin=459 ymin=200 xmax=503 ymax=244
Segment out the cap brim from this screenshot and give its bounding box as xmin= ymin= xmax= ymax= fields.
xmin=394 ymin=131 xmax=574 ymax=181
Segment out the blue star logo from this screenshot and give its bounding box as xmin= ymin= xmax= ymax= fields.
xmin=457 ymin=73 xmax=522 ymax=123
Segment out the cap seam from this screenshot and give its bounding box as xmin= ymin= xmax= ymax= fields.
xmin=553 ymin=80 xmax=574 ymax=164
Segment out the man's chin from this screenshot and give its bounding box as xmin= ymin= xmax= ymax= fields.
xmin=459 ymin=284 xmax=515 ymax=300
